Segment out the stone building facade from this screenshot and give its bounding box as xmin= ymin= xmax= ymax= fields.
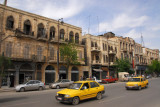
xmin=0 ymin=4 xmax=86 ymax=87
xmin=83 ymin=32 xmax=159 ymax=78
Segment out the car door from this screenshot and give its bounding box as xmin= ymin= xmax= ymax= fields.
xmin=34 ymin=80 xmax=40 ymax=90
xmin=79 ymin=83 xmax=90 ymax=100
xmin=25 ymin=81 xmax=34 ymax=91
xmin=141 ymin=78 xmax=145 ymax=87
xmin=89 ymin=82 xmax=100 ymax=98
xmin=61 ymin=80 xmax=66 ymax=88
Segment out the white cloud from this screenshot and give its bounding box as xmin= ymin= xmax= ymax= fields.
xmin=123 ymin=29 xmax=141 ymax=39
xmin=5 ymin=0 xmax=86 ymax=19
xmin=99 ymin=13 xmax=148 ymax=32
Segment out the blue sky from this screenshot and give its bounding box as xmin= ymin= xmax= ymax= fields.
xmin=1 ymin=0 xmax=160 ymax=50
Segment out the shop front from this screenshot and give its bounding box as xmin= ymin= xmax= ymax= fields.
xmin=45 ymin=65 xmax=55 ymax=85
xmin=71 ymin=66 xmax=79 ymax=81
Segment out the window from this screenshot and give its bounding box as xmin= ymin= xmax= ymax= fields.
xmin=24 ymin=20 xmax=31 ymax=35
xmin=75 ymin=33 xmax=79 ymax=44
xmin=60 ymin=29 xmax=65 ymax=40
xmin=37 ymin=46 xmax=42 ymax=61
xmin=50 ymin=26 xmax=55 ymax=40
xmin=69 ymin=31 xmax=74 ymax=43
xmin=81 ymin=83 xmax=89 ymax=89
xmin=6 ymin=42 xmax=12 ymax=57
xmin=6 ymin=16 xmax=14 ymax=29
xmin=90 ymin=82 xmax=99 ymax=88
xmin=24 ymin=45 xmax=29 ymax=59
xmin=37 ymin=23 xmax=45 ymax=38
xmin=50 ymin=47 xmax=54 ymax=60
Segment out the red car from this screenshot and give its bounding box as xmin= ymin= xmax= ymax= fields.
xmin=102 ymin=76 xmax=118 ymax=84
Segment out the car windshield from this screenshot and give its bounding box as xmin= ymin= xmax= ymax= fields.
xmin=129 ymin=78 xmax=140 ymax=82
xmin=68 ymin=83 xmax=82 ymax=90
xmin=55 ymin=80 xmax=62 ymax=83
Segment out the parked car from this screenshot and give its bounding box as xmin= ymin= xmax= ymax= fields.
xmin=125 ymin=76 xmax=148 ymax=90
xmin=146 ymin=75 xmax=152 ymax=79
xmin=102 ymin=76 xmax=118 ymax=84
xmin=86 ymin=77 xmax=102 ymax=83
xmin=15 ymin=80 xmax=45 ymax=92
xmin=49 ymin=79 xmax=74 ymax=89
xmin=55 ymin=80 xmax=105 ymax=105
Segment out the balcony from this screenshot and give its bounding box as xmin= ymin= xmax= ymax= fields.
xmin=92 ymin=60 xmax=101 ymax=65
xmin=129 ymin=49 xmax=133 ymax=54
xmin=49 ymin=38 xmax=58 ymax=43
xmin=48 ymin=56 xmax=57 ymax=63
xmin=110 ymin=62 xmax=115 ymax=66
xmin=37 ymin=37 xmax=48 ymax=41
xmin=109 ymin=50 xmax=116 ymax=55
xmin=91 ymin=47 xmax=100 ymax=52
xmin=15 ymin=29 xmax=36 ymax=39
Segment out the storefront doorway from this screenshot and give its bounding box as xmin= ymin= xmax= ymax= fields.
xmin=71 ymin=66 xmax=79 ymax=81
xmin=59 ymin=66 xmax=67 ymax=79
xmin=45 ymin=65 xmax=55 ymax=85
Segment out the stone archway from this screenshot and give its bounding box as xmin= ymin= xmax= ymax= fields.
xmin=19 ymin=63 xmax=33 ymax=84
xmin=71 ymin=66 xmax=79 ymax=81
xmin=59 ymin=66 xmax=67 ymax=79
xmin=45 ymin=65 xmax=55 ymax=84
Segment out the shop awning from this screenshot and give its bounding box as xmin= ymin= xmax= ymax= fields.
xmin=71 ymin=70 xmax=79 ymax=73
xmin=93 ymin=69 xmax=103 ymax=72
xmin=101 ymin=67 xmax=109 ymax=71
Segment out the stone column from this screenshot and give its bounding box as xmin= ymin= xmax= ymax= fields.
xmin=15 ymin=64 xmax=21 ymax=86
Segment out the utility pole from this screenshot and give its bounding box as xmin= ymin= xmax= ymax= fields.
xmin=57 ymin=18 xmax=64 ymax=80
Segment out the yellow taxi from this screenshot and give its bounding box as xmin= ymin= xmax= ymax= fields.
xmin=125 ymin=76 xmax=148 ymax=90
xmin=55 ymin=80 xmax=105 ymax=105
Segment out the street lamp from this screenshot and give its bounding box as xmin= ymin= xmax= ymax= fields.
xmin=57 ymin=18 xmax=64 ymax=80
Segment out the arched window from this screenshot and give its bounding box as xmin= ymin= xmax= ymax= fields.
xmin=60 ymin=29 xmax=65 ymax=40
xmin=24 ymin=45 xmax=29 ymax=59
xmin=91 ymin=41 xmax=94 ymax=47
xmin=69 ymin=31 xmax=74 ymax=42
xmin=50 ymin=26 xmax=55 ymax=40
xmin=96 ymin=55 xmax=99 ymax=61
xmin=37 ymin=46 xmax=42 ymax=61
xmin=95 ymin=42 xmax=97 ymax=47
xmin=75 ymin=33 xmax=79 ymax=44
xmin=6 ymin=42 xmax=12 ymax=57
xmin=37 ymin=23 xmax=45 ymax=38
xmin=6 ymin=16 xmax=14 ymax=29
xmin=24 ymin=20 xmax=31 ymax=35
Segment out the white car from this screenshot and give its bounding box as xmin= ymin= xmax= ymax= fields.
xmin=16 ymin=80 xmax=45 ymax=92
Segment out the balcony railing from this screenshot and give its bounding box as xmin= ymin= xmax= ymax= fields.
xmin=109 ymin=50 xmax=116 ymax=55
xmin=92 ymin=60 xmax=101 ymax=65
xmin=91 ymin=47 xmax=100 ymax=52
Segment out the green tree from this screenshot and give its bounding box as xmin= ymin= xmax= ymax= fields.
xmin=147 ymin=60 xmax=160 ymax=76
xmin=0 ymin=53 xmax=11 ymax=88
xmin=115 ymin=58 xmax=134 ymax=74
xmin=60 ymin=43 xmax=80 ymax=79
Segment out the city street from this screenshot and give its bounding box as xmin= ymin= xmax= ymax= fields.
xmin=0 ymin=78 xmax=160 ymax=107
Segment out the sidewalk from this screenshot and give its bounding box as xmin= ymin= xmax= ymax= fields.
xmin=0 ymin=85 xmax=50 ymax=93
xmin=0 ymin=86 xmax=15 ymax=93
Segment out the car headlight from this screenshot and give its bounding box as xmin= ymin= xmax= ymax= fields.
xmin=64 ymin=94 xmax=70 ymax=98
xmin=134 ymin=84 xmax=138 ymax=87
xmin=56 ymin=93 xmax=59 ymax=96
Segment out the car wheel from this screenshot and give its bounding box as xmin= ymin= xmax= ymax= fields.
xmin=72 ymin=97 xmax=79 ymax=105
xmin=39 ymin=87 xmax=43 ymax=91
xmin=96 ymin=92 xmax=102 ymax=100
xmin=138 ymin=86 xmax=141 ymax=90
xmin=56 ymin=85 xmax=60 ymax=89
xmin=20 ymin=87 xmax=25 ymax=92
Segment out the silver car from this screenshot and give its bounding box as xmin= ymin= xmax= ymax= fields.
xmin=16 ymin=80 xmax=45 ymax=92
xmin=49 ymin=79 xmax=73 ymax=89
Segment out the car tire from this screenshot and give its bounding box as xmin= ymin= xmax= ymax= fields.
xmin=56 ymin=85 xmax=60 ymax=89
xmin=72 ymin=97 xmax=79 ymax=105
xmin=20 ymin=87 xmax=25 ymax=92
xmin=96 ymin=92 xmax=102 ymax=100
xmin=39 ymin=86 xmax=43 ymax=91
xmin=138 ymin=86 xmax=141 ymax=90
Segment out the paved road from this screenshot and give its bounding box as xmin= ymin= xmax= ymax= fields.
xmin=0 ymin=78 xmax=160 ymax=107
